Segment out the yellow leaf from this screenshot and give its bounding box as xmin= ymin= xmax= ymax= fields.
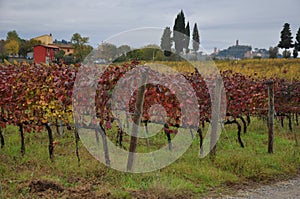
xmin=13 ymin=60 xmax=18 ymax=66
xmin=4 ymin=59 xmax=11 ymax=66
xmin=42 ymin=118 xmax=47 ymax=123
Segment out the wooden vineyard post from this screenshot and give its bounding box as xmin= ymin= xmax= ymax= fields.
xmin=210 ymin=77 xmax=222 ymax=159
xmin=266 ymin=80 xmax=274 ymax=154
xmin=0 ymin=126 xmax=4 ymax=148
xmin=19 ymin=123 xmax=25 ymax=156
xmin=127 ymin=68 xmax=148 ymax=172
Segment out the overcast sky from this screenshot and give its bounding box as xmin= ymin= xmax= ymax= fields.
xmin=0 ymin=0 xmax=299 ymax=53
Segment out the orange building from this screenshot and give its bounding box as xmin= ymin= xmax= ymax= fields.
xmin=55 ymin=44 xmax=74 ymax=55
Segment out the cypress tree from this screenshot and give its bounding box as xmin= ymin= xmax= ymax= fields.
xmin=192 ymin=23 xmax=200 ymax=53
xmin=184 ymin=22 xmax=190 ymax=53
xmin=293 ymin=48 xmax=298 ymax=58
xmin=173 ymin=10 xmax=186 ymax=54
xmin=295 ymin=27 xmax=300 ymax=51
xmin=278 ymin=23 xmax=294 ymax=58
xmin=160 ymin=27 xmax=172 ymax=56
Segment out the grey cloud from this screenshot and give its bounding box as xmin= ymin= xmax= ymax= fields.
xmin=0 ymin=0 xmax=299 ymax=53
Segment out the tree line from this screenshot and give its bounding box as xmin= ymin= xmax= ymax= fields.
xmin=96 ymin=10 xmax=201 ymax=62
xmin=0 ymin=30 xmax=41 ymax=61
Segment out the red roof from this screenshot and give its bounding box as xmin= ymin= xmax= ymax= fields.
xmin=35 ymin=44 xmax=59 ymax=49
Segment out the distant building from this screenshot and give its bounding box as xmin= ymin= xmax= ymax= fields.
xmin=55 ymin=44 xmax=74 ymax=55
xmin=34 ymin=44 xmax=59 ymax=64
xmin=253 ymin=48 xmax=269 ymax=58
xmin=32 ymin=34 xmax=53 ymax=45
xmin=32 ymin=34 xmax=75 ymax=63
xmin=213 ymin=40 xmax=252 ymax=59
xmin=53 ymin=39 xmax=74 ymax=55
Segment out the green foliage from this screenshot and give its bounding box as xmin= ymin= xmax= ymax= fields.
xmin=293 ymin=48 xmax=298 ymax=58
xmin=140 ymin=47 xmax=159 ymax=61
xmin=294 ymin=27 xmax=300 ymax=55
xmin=19 ymin=39 xmax=41 ymax=57
xmin=0 ymin=40 xmax=7 ymax=61
xmin=0 ymin=39 xmax=5 ymax=53
xmin=269 ymin=46 xmax=278 ymax=58
xmin=0 ymin=53 xmax=8 ymax=62
xmin=154 ymin=50 xmax=164 ymax=61
xmin=296 ymin=27 xmax=300 ymax=45
xmin=71 ymin=33 xmax=88 ymax=47
xmin=125 ymin=49 xmax=143 ymax=60
xmin=184 ymin=22 xmax=190 ymax=53
xmin=160 ymin=27 xmax=172 ymax=56
xmin=63 ymin=54 xmax=75 ymax=65
xmin=71 ymin=33 xmax=93 ymax=63
xmin=117 ymin=45 xmax=131 ymax=56
xmin=278 ymin=23 xmax=294 ymax=50
xmin=173 ymin=10 xmax=186 ymax=54
xmin=114 ymin=47 xmax=163 ymax=62
xmin=97 ymin=42 xmax=117 ymax=61
xmin=6 ymin=30 xmax=20 ymax=42
xmin=192 ymin=23 xmax=200 ymax=53
xmin=4 ymin=40 xmax=19 ymax=56
xmin=4 ymin=30 xmax=21 ymax=56
xmin=282 ymin=50 xmax=291 ymax=58
xmin=54 ymin=49 xmax=66 ymax=60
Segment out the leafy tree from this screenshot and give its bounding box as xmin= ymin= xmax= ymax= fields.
xmin=294 ymin=27 xmax=300 ymax=53
xmin=141 ymin=45 xmax=160 ymax=61
xmin=6 ymin=30 xmax=20 ymax=42
xmin=81 ymin=45 xmax=93 ymax=62
xmin=117 ymin=45 xmax=131 ymax=56
xmin=5 ymin=30 xmax=21 ymax=57
xmin=71 ymin=33 xmax=89 ymax=47
xmin=18 ymin=39 xmax=27 ymax=57
xmin=0 ymin=40 xmax=5 ymax=54
xmin=154 ymin=50 xmax=164 ymax=61
xmin=71 ymin=33 xmax=93 ymax=62
xmin=0 ymin=40 xmax=8 ymax=62
xmin=126 ymin=49 xmax=143 ymax=60
xmin=19 ymin=39 xmax=41 ymax=57
xmin=160 ymin=27 xmax=172 ymax=56
xmin=269 ymin=46 xmax=278 ymax=58
xmin=184 ymin=22 xmax=190 ymax=53
xmin=55 ymin=50 xmax=66 ymax=61
xmin=5 ymin=40 xmax=19 ymax=56
xmin=282 ymin=50 xmax=291 ymax=58
xmin=173 ymin=10 xmax=186 ymax=54
xmin=293 ymin=48 xmax=298 ymax=58
xmin=278 ymin=23 xmax=294 ymax=58
xmin=97 ymin=42 xmax=117 ymax=61
xmin=192 ymin=23 xmax=200 ymax=53
xmin=63 ymin=54 xmax=75 ymax=65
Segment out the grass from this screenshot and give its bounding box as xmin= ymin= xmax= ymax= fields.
xmin=0 ymin=117 xmax=299 ymax=198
